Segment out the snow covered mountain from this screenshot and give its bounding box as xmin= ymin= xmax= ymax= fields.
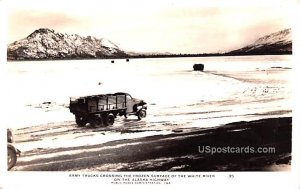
xmin=228 ymin=28 xmax=292 ymax=55
xmin=7 ymin=28 xmax=128 ymax=60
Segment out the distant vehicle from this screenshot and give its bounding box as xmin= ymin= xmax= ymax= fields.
xmin=69 ymin=92 xmax=147 ymax=127
xmin=193 ymin=64 xmax=204 ymax=71
xmin=7 ymin=129 xmax=21 ymax=170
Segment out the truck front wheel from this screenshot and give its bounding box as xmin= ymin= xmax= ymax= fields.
xmin=137 ymin=110 xmax=147 ymax=120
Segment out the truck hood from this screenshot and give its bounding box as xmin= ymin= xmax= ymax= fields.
xmin=133 ymin=98 xmax=147 ymax=106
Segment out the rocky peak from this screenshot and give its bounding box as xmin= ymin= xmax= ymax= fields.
xmin=28 ymin=28 xmax=55 ymax=38
xmin=7 ymin=28 xmax=128 ymax=60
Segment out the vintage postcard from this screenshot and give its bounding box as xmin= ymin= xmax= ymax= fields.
xmin=1 ymin=0 xmax=298 ymax=188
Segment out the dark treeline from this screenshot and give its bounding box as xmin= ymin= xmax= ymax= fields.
xmin=7 ymin=51 xmax=292 ymax=62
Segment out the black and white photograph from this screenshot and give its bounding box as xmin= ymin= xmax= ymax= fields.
xmin=1 ymin=0 xmax=299 ymax=188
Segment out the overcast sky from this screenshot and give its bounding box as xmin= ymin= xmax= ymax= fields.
xmin=7 ymin=0 xmax=292 ymax=54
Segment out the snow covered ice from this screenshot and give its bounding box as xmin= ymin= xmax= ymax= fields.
xmin=5 ymin=55 xmax=292 ymax=130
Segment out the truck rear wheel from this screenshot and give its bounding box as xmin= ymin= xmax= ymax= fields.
xmin=137 ymin=109 xmax=147 ymax=120
xmin=75 ymin=116 xmax=87 ymax=127
xmin=104 ymin=113 xmax=115 ymax=126
xmin=91 ymin=115 xmax=103 ymax=127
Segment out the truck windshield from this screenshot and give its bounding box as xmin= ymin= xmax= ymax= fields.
xmin=126 ymin=95 xmax=132 ymax=100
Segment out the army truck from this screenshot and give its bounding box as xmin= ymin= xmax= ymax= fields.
xmin=69 ymin=92 xmax=147 ymax=127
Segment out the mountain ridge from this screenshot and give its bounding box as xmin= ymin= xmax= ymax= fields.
xmin=7 ymin=28 xmax=127 ymax=60
xmin=227 ymin=28 xmax=292 ymax=55
xmin=7 ymin=28 xmax=292 ymax=61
